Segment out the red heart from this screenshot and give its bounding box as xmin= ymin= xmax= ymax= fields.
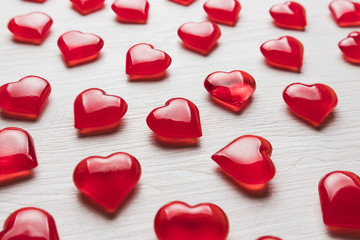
xmin=212 ymin=135 xmax=275 ymax=185
xmin=204 ymin=70 xmax=256 ymax=111
xmin=57 ymin=30 xmax=104 ymax=67
xmin=257 ymin=237 xmax=282 ymax=240
xmin=339 ymin=31 xmax=360 ymax=63
xmin=269 ymin=1 xmax=307 ymax=30
xmin=0 ymin=207 xmax=59 ymax=240
xmin=73 ymin=152 xmax=141 ymax=212
xmin=283 ymin=83 xmax=338 ymax=127
xmin=74 ymin=88 xmax=128 ymax=135
xmin=146 ymin=98 xmax=202 ymax=139
xmin=7 ymin=12 xmax=53 ymax=44
xmin=260 ymin=36 xmax=303 ymax=72
xmin=126 ymin=43 xmax=172 ymax=80
xmin=178 ymin=21 xmax=221 ymax=55
xmin=112 ymin=0 xmax=150 ymax=24
xmin=170 ymin=0 xmax=195 ymax=6
xmin=0 ymin=76 xmax=51 ymax=119
xmin=329 ymin=0 xmax=360 ymax=27
xmin=25 ymin=0 xmax=47 ymax=2
xmin=70 ymin=0 xmax=105 ymax=15
xmin=154 ymin=201 xmax=229 ymax=240
xmin=319 ymin=171 xmax=360 ymax=229
xmin=203 ymin=0 xmax=241 ymax=26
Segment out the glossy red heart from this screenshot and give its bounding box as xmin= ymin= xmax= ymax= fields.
xmin=74 ymin=88 xmax=128 ymax=135
xmin=329 ymin=0 xmax=360 ymax=27
xmin=154 ymin=201 xmax=229 ymax=240
xmin=319 ymin=171 xmax=360 ymax=229
xmin=70 ymin=0 xmax=105 ymax=15
xmin=203 ymin=0 xmax=241 ymax=26
xmin=339 ymin=31 xmax=360 ymax=63
xmin=170 ymin=0 xmax=195 ymax=6
xmin=0 ymin=76 xmax=51 ymax=119
xmin=57 ymin=30 xmax=104 ymax=67
xmin=126 ymin=43 xmax=172 ymax=80
xmin=8 ymin=12 xmax=53 ymax=44
xmin=269 ymin=1 xmax=307 ymax=30
xmin=204 ymin=70 xmax=256 ymax=111
xmin=73 ymin=152 xmax=141 ymax=212
xmin=146 ymin=98 xmax=202 ymax=140
xmin=112 ymin=0 xmax=149 ymax=23
xmin=212 ymin=135 xmax=275 ymax=185
xmin=257 ymin=237 xmax=282 ymax=240
xmin=178 ymin=21 xmax=221 ymax=55
xmin=260 ymin=36 xmax=303 ymax=72
xmin=0 ymin=207 xmax=59 ymax=240
xmin=283 ymin=83 xmax=338 ymax=127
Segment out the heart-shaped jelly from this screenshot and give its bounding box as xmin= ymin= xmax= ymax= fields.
xmin=339 ymin=31 xmax=360 ymax=63
xmin=112 ymin=0 xmax=150 ymax=23
xmin=257 ymin=237 xmax=282 ymax=240
xmin=203 ymin=0 xmax=241 ymax=26
xmin=283 ymin=83 xmax=338 ymax=127
xmin=178 ymin=21 xmax=221 ymax=55
xmin=0 ymin=76 xmax=51 ymax=119
xmin=74 ymin=88 xmax=128 ymax=135
xmin=8 ymin=12 xmax=53 ymax=44
xmin=204 ymin=70 xmax=255 ymax=111
xmin=170 ymin=0 xmax=195 ymax=6
xmin=0 ymin=207 xmax=59 ymax=240
xmin=126 ymin=43 xmax=172 ymax=80
xmin=70 ymin=0 xmax=105 ymax=15
xmin=329 ymin=0 xmax=360 ymax=27
xmin=260 ymin=36 xmax=304 ymax=71
xmin=269 ymin=1 xmax=307 ymax=30
xmin=154 ymin=201 xmax=229 ymax=240
xmin=57 ymin=30 xmax=104 ymax=66
xmin=73 ymin=152 xmax=141 ymax=212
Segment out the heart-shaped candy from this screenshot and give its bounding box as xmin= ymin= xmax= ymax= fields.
xmin=73 ymin=152 xmax=141 ymax=212
xmin=70 ymin=0 xmax=105 ymax=15
xmin=57 ymin=30 xmax=104 ymax=66
xmin=74 ymin=88 xmax=128 ymax=135
xmin=8 ymin=12 xmax=53 ymax=44
xmin=257 ymin=237 xmax=282 ymax=240
xmin=283 ymin=83 xmax=338 ymax=127
xmin=329 ymin=0 xmax=360 ymax=27
xmin=260 ymin=36 xmax=304 ymax=71
xmin=339 ymin=31 xmax=360 ymax=63
xmin=204 ymin=70 xmax=255 ymax=111
xmin=154 ymin=201 xmax=229 ymax=240
xmin=178 ymin=21 xmax=221 ymax=55
xmin=112 ymin=0 xmax=150 ymax=23
xmin=126 ymin=43 xmax=172 ymax=80
xmin=269 ymin=1 xmax=307 ymax=30
xmin=0 ymin=76 xmax=51 ymax=119
xmin=212 ymin=135 xmax=275 ymax=185
xmin=0 ymin=207 xmax=59 ymax=240
xmin=203 ymin=0 xmax=241 ymax=26
xmin=319 ymin=171 xmax=360 ymax=229
xmin=170 ymin=0 xmax=195 ymax=6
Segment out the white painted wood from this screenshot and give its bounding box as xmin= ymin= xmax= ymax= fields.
xmin=0 ymin=0 xmax=359 ymax=239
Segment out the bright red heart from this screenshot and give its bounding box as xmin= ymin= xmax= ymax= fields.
xmin=339 ymin=31 xmax=360 ymax=63
xmin=212 ymin=135 xmax=275 ymax=185
xmin=0 ymin=207 xmax=59 ymax=240
xmin=269 ymin=1 xmax=307 ymax=30
xmin=146 ymin=98 xmax=202 ymax=141
xmin=57 ymin=30 xmax=104 ymax=67
xmin=8 ymin=12 xmax=53 ymax=44
xmin=0 ymin=76 xmax=51 ymax=119
xmin=74 ymin=88 xmax=128 ymax=135
xmin=319 ymin=171 xmax=360 ymax=229
xmin=203 ymin=0 xmax=241 ymax=26
xmin=257 ymin=237 xmax=282 ymax=240
xmin=126 ymin=43 xmax=172 ymax=80
xmin=70 ymin=0 xmax=105 ymax=15
xmin=283 ymin=83 xmax=338 ymax=127
xmin=329 ymin=0 xmax=360 ymax=27
xmin=178 ymin=21 xmax=221 ymax=55
xmin=154 ymin=201 xmax=229 ymax=240
xmin=73 ymin=152 xmax=141 ymax=212
xmin=204 ymin=70 xmax=256 ymax=111
xmin=170 ymin=0 xmax=195 ymax=6
xmin=112 ymin=0 xmax=150 ymax=23
xmin=260 ymin=36 xmax=304 ymax=72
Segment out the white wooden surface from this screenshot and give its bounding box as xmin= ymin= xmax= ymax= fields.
xmin=0 ymin=0 xmax=359 ymax=239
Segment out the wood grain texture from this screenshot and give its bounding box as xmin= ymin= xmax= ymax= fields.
xmin=0 ymin=0 xmax=359 ymax=239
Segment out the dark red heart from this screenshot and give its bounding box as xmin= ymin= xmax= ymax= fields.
xmin=170 ymin=0 xmax=195 ymax=6
xmin=70 ymin=0 xmax=105 ymax=15
xmin=112 ymin=0 xmax=149 ymax=23
xmin=339 ymin=31 xmax=360 ymax=63
xmin=329 ymin=0 xmax=360 ymax=27
xmin=154 ymin=201 xmax=229 ymax=240
xmin=203 ymin=0 xmax=241 ymax=26
xmin=269 ymin=1 xmax=307 ymax=30
xmin=73 ymin=152 xmax=141 ymax=212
